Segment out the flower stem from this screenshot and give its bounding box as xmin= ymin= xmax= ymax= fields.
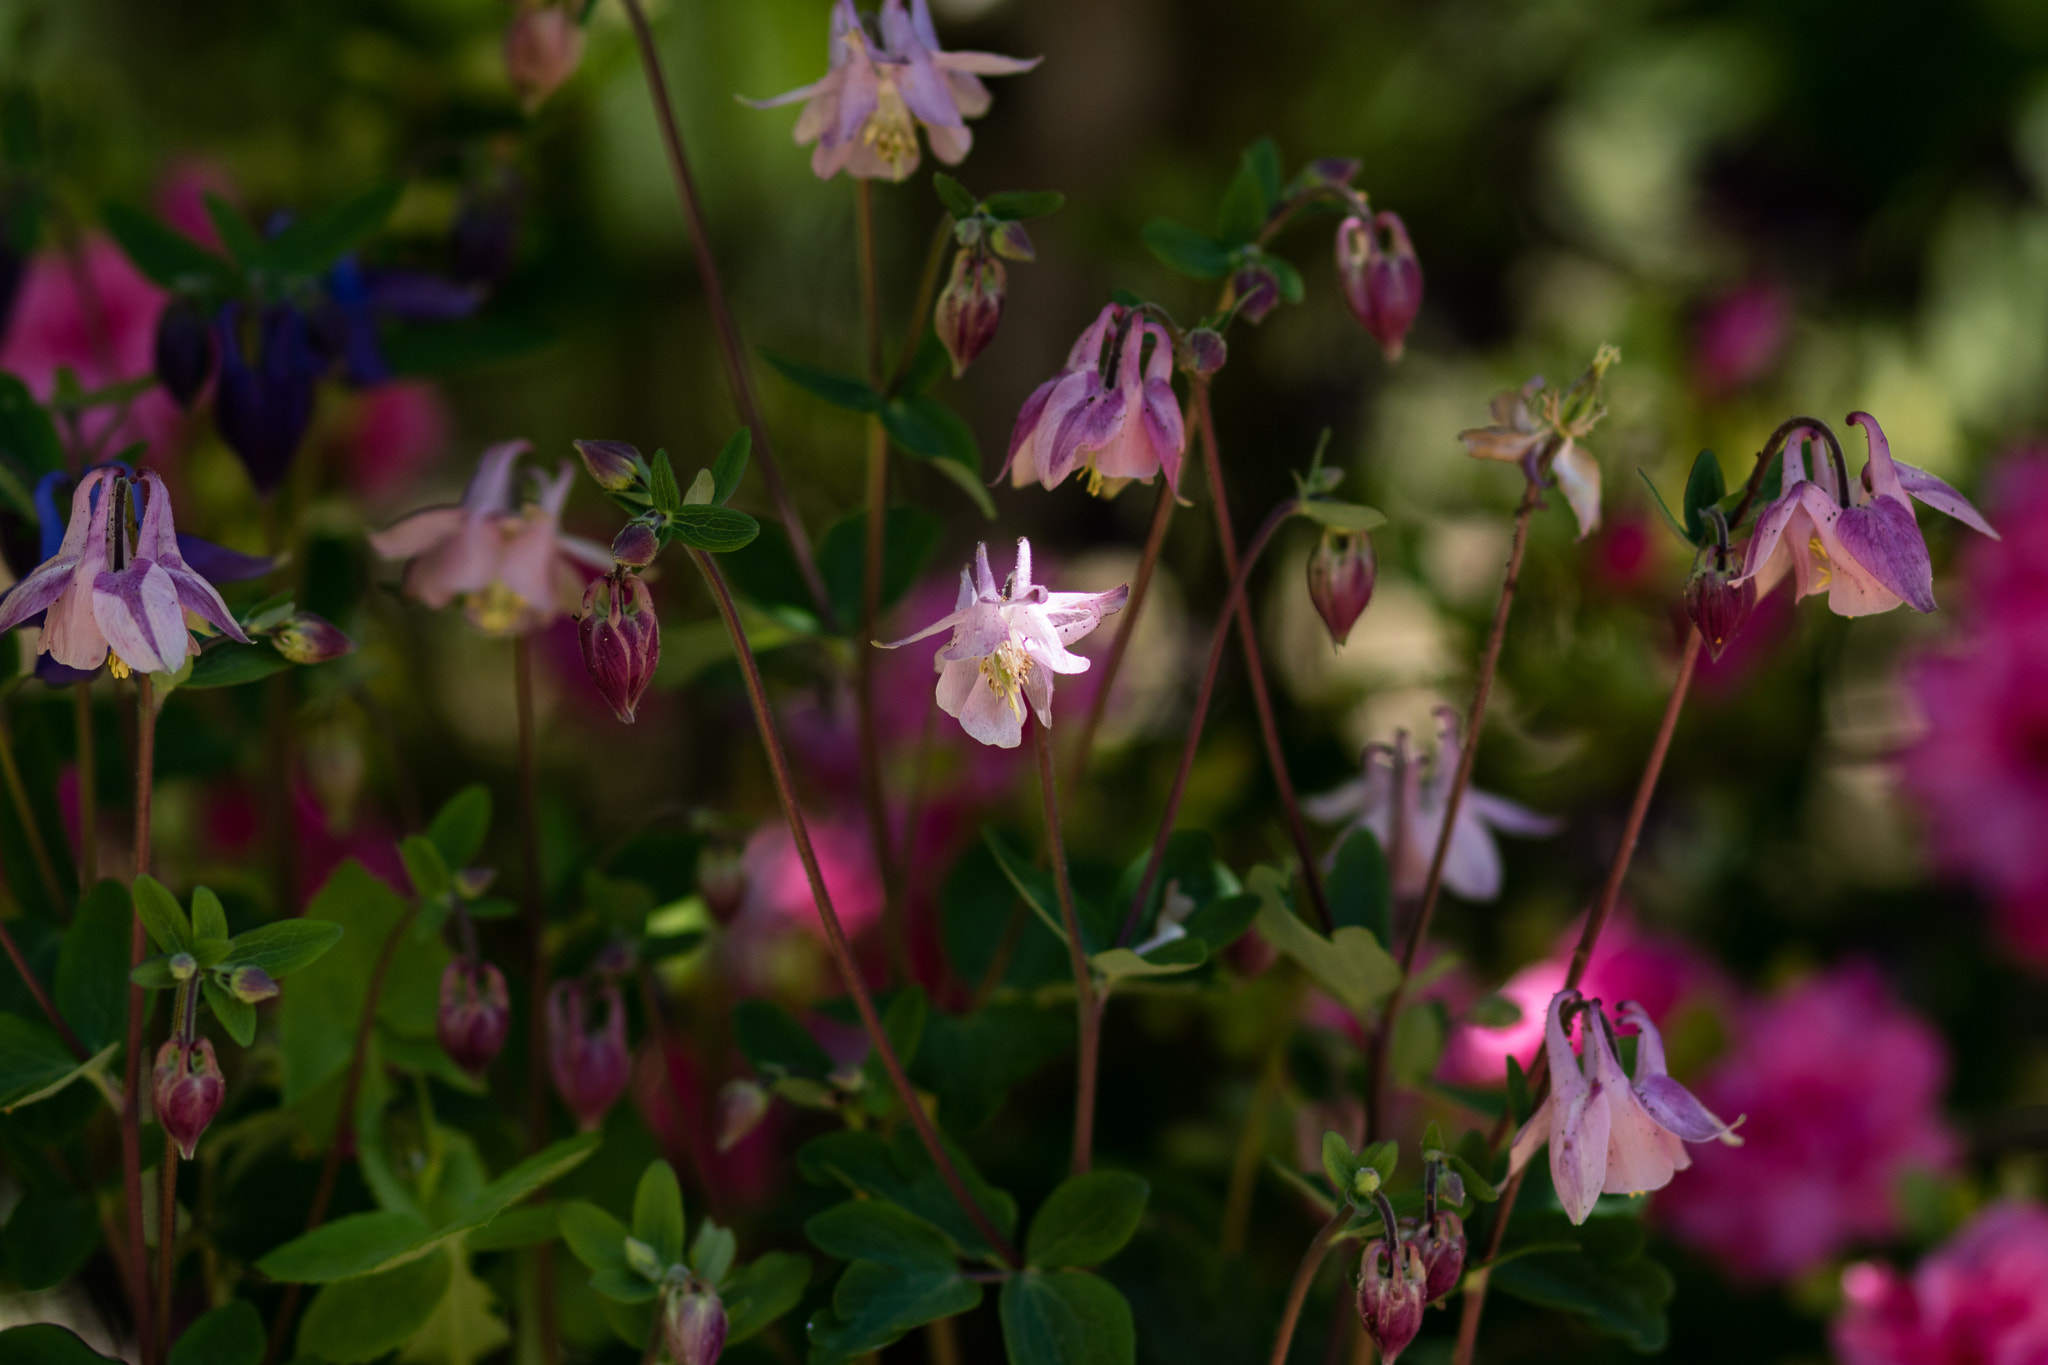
xmin=76 ymin=682 xmax=97 ymax=889
xmin=690 ymin=548 xmax=1021 ymax=1266
xmin=124 ymin=674 xmax=156 ymax=1365
xmin=1366 ymin=477 xmax=1541 ymax=1141
xmin=0 ymin=702 xmax=65 ymax=913
xmin=1267 ymin=1206 xmax=1352 ymax=1365
xmin=512 ymin=632 xmax=561 ymax=1365
xmin=1068 ymin=478 xmax=1176 ymax=790
xmin=617 ymin=0 xmax=836 ymax=631
xmin=1193 ymin=381 xmax=1330 ymax=930
xmin=1035 ymin=720 xmax=1100 ymax=1175
xmin=156 ymin=981 xmax=194 ymax=1360
xmin=0 ymin=917 xmax=87 ymax=1058
xmin=887 ymin=214 xmax=953 ymax=394
xmin=1123 ymin=499 xmax=1297 ymax=946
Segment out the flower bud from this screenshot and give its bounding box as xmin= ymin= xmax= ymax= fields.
xmin=153 ymin=1038 xmax=225 ymax=1160
xmin=578 ymin=572 xmax=661 ymax=724
xmin=1417 ymin=1211 xmax=1466 ymax=1304
xmin=611 ymin=521 xmax=659 ymax=568
xmin=663 ymin=1284 xmax=728 ymax=1365
xmin=154 ymin=299 xmax=216 ymax=410
xmin=1301 ymin=156 xmax=1362 ymax=190
xmin=437 ymin=959 xmax=511 ymax=1077
xmin=1184 ymin=328 xmax=1228 ymax=377
xmin=1306 ymin=529 xmax=1376 ymax=646
xmin=505 ymin=1 xmax=585 ymax=112
xmin=169 ymin=952 xmax=198 ymax=982
xmin=989 ymin=220 xmax=1036 ymax=262
xmin=453 ymin=866 xmax=497 ymax=899
xmin=696 ymin=842 xmax=746 ymax=923
xmin=1337 ymin=211 xmax=1423 ymax=361
xmin=272 ymin=612 xmax=354 ymax=665
xmin=1684 ymin=563 xmax=1756 ymax=661
xmin=547 ymin=979 xmax=630 ymax=1131
xmin=229 ymin=965 xmax=280 ymax=1003
xmin=935 ymin=249 xmax=1006 ymax=378
xmin=1356 ymin=1239 xmax=1426 ymax=1364
xmin=1230 ymin=263 xmax=1281 ymax=324
xmin=715 ymin=1078 xmax=771 ymax=1153
xmin=575 ymin=439 xmax=643 ymax=493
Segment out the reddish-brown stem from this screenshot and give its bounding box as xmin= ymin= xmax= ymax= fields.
xmin=618 ymin=0 xmax=836 ymax=631
xmin=0 ymin=918 xmax=87 ymax=1059
xmin=1034 ymin=721 xmax=1099 ymax=1175
xmin=1194 ymin=382 xmax=1330 ymax=930
xmin=692 ymin=549 xmax=1020 ymax=1265
xmin=1123 ymin=501 xmax=1296 ymax=945
xmin=888 ymin=214 xmax=953 ymax=395
xmin=123 ymin=675 xmax=155 ymax=1365
xmin=156 ymin=982 xmax=194 ymax=1359
xmin=512 ymin=633 xmax=561 ymax=1365
xmin=75 ymin=682 xmax=97 ymax=889
xmin=1068 ymin=478 xmax=1176 ymax=790
xmin=1267 ymin=1205 xmax=1352 ymax=1365
xmin=0 ymin=705 xmax=65 ymax=912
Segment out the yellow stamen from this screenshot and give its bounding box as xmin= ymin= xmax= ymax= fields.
xmin=1807 ymin=534 xmax=1832 ymax=590
xmin=861 ymin=80 xmax=919 ymax=179
xmin=108 ymin=653 xmax=131 ymax=680
xmin=1083 ymin=463 xmax=1106 ymax=498
xmin=978 ymin=639 xmax=1032 ymax=720
xmin=469 ymin=581 xmax=532 ymax=636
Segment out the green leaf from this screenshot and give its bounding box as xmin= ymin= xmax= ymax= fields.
xmin=426 ymin=786 xmax=492 ymax=869
xmin=1217 ymin=154 xmax=1272 ymax=244
xmin=1000 ymin=1269 xmax=1136 ymax=1365
xmin=1246 ymin=138 xmax=1283 ymax=208
xmin=1182 ymin=892 xmax=1260 ymax=953
xmin=899 ymin=324 xmax=951 ymax=396
xmin=267 ymin=183 xmax=404 ymax=275
xmin=204 ymin=977 xmax=258 ymax=1046
xmin=721 ymin=1250 xmax=810 ymax=1345
xmin=189 ymin=887 xmax=229 ymax=942
xmin=1295 ymin=500 xmax=1388 ymax=532
xmin=1266 ymin=252 xmax=1305 ymax=304
xmin=733 ymin=998 xmax=835 ymax=1079
xmin=0 ymin=373 xmax=64 ymax=474
xmin=1638 ymin=469 xmax=1690 ymax=546
xmin=464 ymin=1203 xmax=558 ymax=1252
xmin=184 ymin=640 xmax=293 ymax=689
xmin=808 ymin=1260 xmax=981 ymax=1362
xmin=297 ymin=1248 xmax=454 ymax=1362
xmin=257 ymin=1209 xmax=438 ymax=1283
xmin=880 ymin=393 xmax=977 ymax=464
xmin=1490 ymin=1213 xmax=1673 ymax=1352
xmin=449 ymin=1134 xmax=602 ymax=1241
xmin=818 ymin=506 xmax=943 ymax=634
xmin=102 ymin=203 xmax=238 ymax=294
xmin=911 ymin=1002 xmax=1074 ymax=1132
xmin=1025 ymin=1172 xmax=1148 ymax=1268
xmin=168 ymin=1300 xmax=263 ymax=1365
xmin=1326 ymin=830 xmax=1391 ymax=945
xmin=932 ymin=173 xmax=979 ymax=219
xmin=202 ymin=193 xmax=268 ymax=270
xmin=983 ymin=190 xmax=1065 ymax=221
xmin=761 ymin=350 xmax=881 ymax=413
xmin=631 ymin=1161 xmax=685 ymax=1268
xmin=1505 ymin=1054 xmax=1533 ymax=1128
xmin=131 ymin=957 xmax=180 ymax=990
xmin=0 ymin=1040 xmax=119 ymax=1114
xmin=1445 ymin=1150 xmax=1500 ymax=1203
xmin=132 ymin=874 xmax=193 ymax=954
xmin=923 ymin=447 xmax=998 ymax=518
xmin=222 ymin=919 xmax=344 ymax=978
xmin=690 ymin=1221 xmax=737 ymax=1286
xmin=711 ymin=428 xmax=752 ymax=506
xmin=400 ymin=836 xmax=452 ymax=902
xmin=557 ymin=1200 xmax=632 ymax=1278
xmin=806 ymin=1198 xmax=957 ymax=1273
xmin=57 ymin=880 xmax=133 ymax=1051
xmin=1088 ymin=939 xmax=1207 ymax=982
xmin=1142 ymin=219 xmax=1231 ymax=279
xmin=398 ymin=1245 xmax=508 ymax=1365
xmin=982 ymin=828 xmax=1069 ymax=948
xmin=0 ymin=1184 xmax=99 ymax=1291
xmin=0 ymin=1325 xmax=123 ymax=1364
xmin=797 ymin=1127 xmax=1018 ymax=1263
xmin=649 ymin=450 xmax=685 ymax=514
xmin=1682 ymin=448 xmax=1726 ymax=546
xmin=1249 ymin=866 xmax=1400 ymax=1016
xmin=667 ymin=504 xmax=760 ymax=554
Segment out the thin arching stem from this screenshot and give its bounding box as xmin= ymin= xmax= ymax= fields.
xmin=690 ymin=548 xmax=1022 ymax=1266
xmin=0 ymin=704 xmax=65 ymax=911
xmin=617 ymin=0 xmax=836 ymax=630
xmin=889 ymin=214 xmax=954 ymax=394
xmin=1035 ymin=721 xmax=1100 ymax=1175
xmin=156 ymin=981 xmax=197 ymax=1359
xmin=511 ymin=633 xmax=560 ymax=1365
xmin=1068 ymin=478 xmax=1176 ymax=790
xmin=123 ymin=674 xmax=155 ymax=1365
xmin=0 ymin=918 xmax=86 ymax=1058
xmin=1266 ymin=1205 xmax=1352 ymax=1365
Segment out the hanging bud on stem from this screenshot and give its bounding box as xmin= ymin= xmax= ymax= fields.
xmin=1356 ymin=1237 xmax=1427 ymax=1362
xmin=153 ymin=1038 xmax=225 ymax=1160
xmin=1307 ymin=528 xmax=1376 ymax=646
xmin=438 ymin=959 xmax=511 ymax=1077
xmin=1337 ymin=210 xmax=1423 ymax=361
xmin=935 ymin=246 xmax=1005 ymax=377
xmin=578 ymin=570 xmax=660 ymax=724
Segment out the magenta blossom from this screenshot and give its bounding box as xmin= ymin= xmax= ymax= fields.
xmin=368 ymin=439 xmax=611 ymax=635
xmin=1003 ymin=306 xmax=1185 ymax=497
xmin=1740 ymin=414 xmax=1996 ymax=617
xmin=1834 ymin=1202 xmax=2048 ymax=1365
xmin=153 ymin=1037 xmax=225 ymax=1160
xmin=1656 ymin=965 xmax=1958 ymax=1281
xmin=1509 ymin=990 xmax=1740 ymax=1224
xmin=547 ymin=978 xmax=631 ymax=1131
xmin=875 ymin=538 xmax=1127 ymax=749
xmin=743 ymin=0 xmax=1037 ymax=182
xmin=0 ymin=468 xmax=250 ymax=677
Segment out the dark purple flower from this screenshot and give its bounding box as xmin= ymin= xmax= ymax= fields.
xmin=610 ymin=522 xmax=658 ymax=568
xmin=153 ymin=1038 xmax=225 ymax=1160
xmin=1337 ymin=211 xmax=1422 ymax=361
xmin=154 ymin=299 xmax=216 ymax=410
xmin=1416 ymin=1211 xmax=1465 ymax=1304
xmin=438 ymin=959 xmax=511 ymax=1077
xmin=214 ymin=302 xmax=321 ymax=495
xmin=575 ymin=439 xmax=642 ymax=493
xmin=577 ymin=571 xmax=660 ymax=724
xmin=547 ymin=978 xmax=630 ymax=1130
xmin=228 ymin=966 xmax=280 ymax=1003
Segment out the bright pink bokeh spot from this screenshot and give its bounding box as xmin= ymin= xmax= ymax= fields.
xmin=1693 ymin=281 xmax=1790 ymax=398
xmin=1834 ymin=1202 xmax=2048 ymax=1365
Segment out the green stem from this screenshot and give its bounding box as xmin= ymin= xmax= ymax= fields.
xmin=1267 ymin=1206 xmax=1351 ymax=1365
xmin=124 ymin=674 xmax=156 ymax=1364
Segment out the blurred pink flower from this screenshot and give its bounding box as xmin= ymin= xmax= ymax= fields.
xmin=738 ymin=812 xmax=885 ymax=942
xmin=1656 ymin=965 xmax=1958 ymax=1282
xmin=155 ymin=161 xmax=238 ymax=249
xmin=347 ymin=381 xmax=453 ymax=502
xmin=1692 ymin=282 xmax=1789 ymax=398
xmin=1834 ymin=1202 xmax=2048 ymax=1365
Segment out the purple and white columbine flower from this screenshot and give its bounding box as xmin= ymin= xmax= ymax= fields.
xmin=0 ymin=468 xmax=250 ymax=677
xmin=1003 ymin=305 xmax=1185 ymax=497
xmin=743 ymin=0 xmax=1038 ymax=183
xmin=1738 ymin=413 xmax=1997 ymax=617
xmin=1508 ymin=990 xmax=1741 ymax=1224
xmin=875 ymin=538 xmax=1127 ymax=749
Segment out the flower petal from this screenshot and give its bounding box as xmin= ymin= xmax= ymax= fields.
xmin=367 ymin=506 xmax=465 ymax=561
xmin=94 ymin=562 xmax=188 ymax=675
xmin=1831 ymin=496 xmax=1934 ymax=614
xmin=1553 ymin=439 xmax=1602 ymax=540
xmin=1891 ymin=459 xmax=1999 ymax=539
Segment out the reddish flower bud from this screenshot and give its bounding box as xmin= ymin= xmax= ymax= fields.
xmin=547 ymin=978 xmax=630 ymax=1131
xmin=272 ymin=612 xmax=354 ymax=665
xmin=578 ymin=572 xmax=660 ymax=724
xmin=153 ymin=1038 xmax=225 ymax=1160
xmin=1356 ymin=1239 xmax=1427 ymax=1363
xmin=575 ymin=439 xmax=642 ymax=493
xmin=1302 ymin=157 xmax=1362 ymax=189
xmin=663 ymin=1284 xmax=728 ymax=1365
xmin=1417 ymin=1211 xmax=1466 ymax=1304
xmin=612 ymin=521 xmax=659 ymax=568
xmin=229 ymin=965 xmax=280 ymax=1003
xmin=1230 ymin=263 xmax=1281 ymax=324
xmin=715 ymin=1078 xmax=771 ymax=1153
xmin=1307 ymin=529 xmax=1376 ymax=646
xmin=1185 ymin=328 xmax=1228 ymax=377
xmin=505 ymin=2 xmax=585 ymax=112
xmin=935 ymin=249 xmax=1006 ymax=378
xmin=438 ymin=959 xmax=511 ymax=1077
xmin=696 ymin=842 xmax=747 ymax=923
xmin=1685 ymin=563 xmax=1756 ymax=661
xmin=1337 ymin=211 xmax=1423 ymax=361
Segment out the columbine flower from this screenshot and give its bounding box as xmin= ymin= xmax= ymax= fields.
xmin=874 ymin=538 xmax=1127 ymax=749
xmin=1002 ymin=307 xmax=1186 ymax=497
xmin=934 ymin=246 xmax=1004 ymax=376
xmin=1459 ymin=367 xmax=1612 ymax=540
xmin=153 ymin=1038 xmax=225 ymax=1160
xmin=1508 ymin=990 xmax=1738 ymax=1225
xmin=577 ymin=570 xmax=660 ymax=724
xmin=438 ymin=959 xmax=511 ymax=1077
xmin=1336 ymin=211 xmax=1423 ymax=361
xmin=0 ymin=468 xmax=251 ymax=678
xmin=368 ymin=439 xmax=612 ymax=635
xmin=1303 ymin=709 xmax=1558 ymax=902
xmin=1306 ymin=528 xmax=1376 ymax=646
xmin=1415 ymin=1211 xmax=1465 ymax=1304
xmin=743 ymin=0 xmax=1038 ymax=182
xmin=1739 ymin=413 xmax=1997 ymax=617
xmin=1355 ymin=1238 xmax=1426 ymax=1363
xmin=214 ymin=302 xmax=323 ymax=495
xmin=547 ymin=978 xmax=630 ymax=1131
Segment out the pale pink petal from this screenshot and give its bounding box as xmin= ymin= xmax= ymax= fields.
xmin=944 ymin=70 xmax=992 ymax=118
xmin=955 ymin=672 xmax=1024 ymax=748
xmin=1554 ymin=439 xmax=1602 ymax=540
xmin=1831 ymin=495 xmax=1934 ymax=613
xmin=463 ymin=440 xmax=528 ymax=517
xmin=559 ymin=534 xmax=615 ymax=573
xmin=367 ymin=506 xmax=465 ymax=561
xmin=40 ymin=582 xmax=109 ymax=670
xmin=1891 ymin=459 xmax=1998 ymax=538
xmin=923 ymin=121 xmax=972 ymax=166
xmin=931 ymin=51 xmax=1042 ymax=76
xmin=93 ymin=562 xmax=187 ymax=675
xmin=1466 ymin=791 xmax=1563 ymax=838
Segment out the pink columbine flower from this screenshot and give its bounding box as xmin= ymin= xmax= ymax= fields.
xmin=875 ymin=538 xmax=1128 ymax=749
xmin=1739 ymin=413 xmax=1997 ymax=617
xmin=1509 ymin=990 xmax=1739 ymax=1225
xmin=1355 ymin=1239 xmax=1426 ymax=1363
xmin=547 ymin=978 xmax=631 ymax=1131
xmin=1336 ymin=211 xmax=1423 ymax=361
xmin=1002 ymin=306 xmax=1186 ymax=498
xmin=1303 ymin=708 xmax=1559 ymax=902
xmin=0 ymin=468 xmax=250 ymax=677
xmin=1833 ymin=1202 xmax=2048 ymax=1365
xmin=367 ymin=439 xmax=612 ymax=635
xmin=153 ymin=1037 xmax=225 ymax=1160
xmin=743 ymin=0 xmax=1038 ymax=183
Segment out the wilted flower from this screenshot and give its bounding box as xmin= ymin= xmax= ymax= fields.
xmin=1304 ymin=709 xmax=1558 ymax=902
xmin=1306 ymin=529 xmax=1376 ymax=646
xmin=213 ymin=301 xmax=323 ymax=495
xmin=743 ymin=0 xmax=1039 ymax=182
xmin=1355 ymin=1238 xmax=1426 ymax=1362
xmin=578 ymin=570 xmax=660 ymax=724
xmin=1337 ymin=211 xmax=1422 ymax=361
xmin=1003 ymin=306 xmax=1185 ymax=497
xmin=663 ymin=1283 xmax=728 ymax=1365
xmin=1459 ymin=374 xmax=1608 ymax=540
xmin=1739 ymin=414 xmax=1996 ymax=617
xmin=1833 ymin=1203 xmax=2048 ymax=1365
xmin=714 ymin=1078 xmax=771 ymax=1153
xmin=438 ymin=959 xmax=511 ymax=1077
xmin=1416 ymin=1210 xmax=1465 ymax=1304
xmin=875 ymin=538 xmax=1127 ymax=749
xmin=153 ymin=1037 xmax=225 ymax=1160
xmin=505 ymin=1 xmax=584 ymax=112
xmin=935 ymin=247 xmax=1004 ymax=376
xmin=547 ymin=978 xmax=630 ymax=1130
xmin=272 ymin=612 xmax=354 ymax=665
xmin=0 ymin=468 xmax=251 ymax=677
xmin=368 ymin=439 xmax=612 ymax=635
xmin=154 ymin=299 xmax=215 ymax=409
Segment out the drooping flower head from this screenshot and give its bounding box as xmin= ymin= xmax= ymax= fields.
xmin=1355 ymin=1238 xmax=1426 ymax=1363
xmin=0 ymin=467 xmax=251 ymax=678
xmin=153 ymin=1037 xmax=225 ymax=1160
xmin=1833 ymin=1202 xmax=2048 ymax=1365
xmin=1336 ymin=210 xmax=1423 ymax=361
xmin=213 ymin=301 xmax=324 ymax=495
xmin=505 ymin=0 xmax=585 ymax=112
xmin=547 ymin=978 xmax=631 ymax=1131
xmin=578 ymin=569 xmax=660 ymax=724
xmin=743 ymin=0 xmax=1038 ymax=182
xmin=1003 ymin=306 xmax=1186 ymax=497
xmin=368 ymin=440 xmax=612 ymax=635
xmin=437 ymin=958 xmax=511 ymax=1077
xmin=1459 ymin=349 xmax=1619 ymax=540
xmin=875 ymin=538 xmax=1127 ymax=748
xmin=1738 ymin=414 xmax=1997 ymax=617
xmin=1304 ymin=708 xmax=1559 ymax=903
